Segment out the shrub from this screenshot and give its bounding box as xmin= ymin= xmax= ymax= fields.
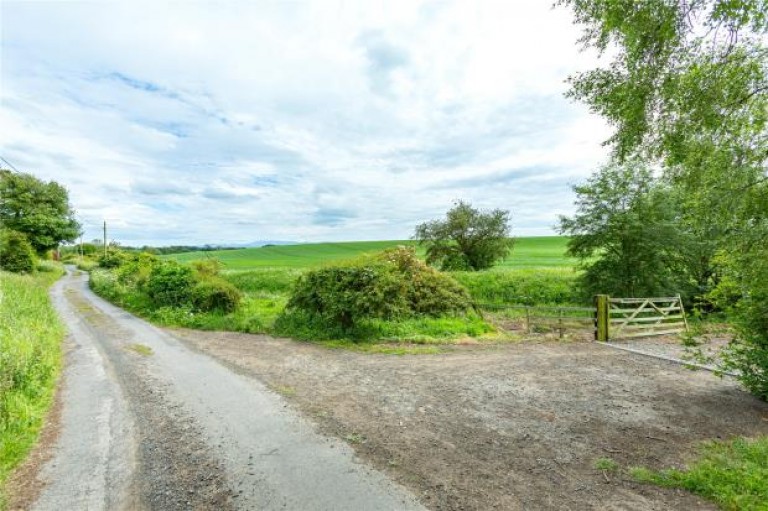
xmin=279 ymin=247 xmax=472 ymax=332
xmin=0 ymin=230 xmax=36 ymax=273
xmin=75 ymin=258 xmax=98 ymax=272
xmin=98 ymin=250 xmax=127 ymax=269
xmin=190 ymin=278 xmax=242 ymax=313
xmin=116 ymin=252 xmax=159 ymax=289
xmin=145 ymin=261 xmax=195 ymax=307
xmin=191 ymin=258 xmax=223 ymax=279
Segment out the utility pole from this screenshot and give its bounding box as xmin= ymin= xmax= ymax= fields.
xmin=103 ymin=221 xmax=107 ymax=257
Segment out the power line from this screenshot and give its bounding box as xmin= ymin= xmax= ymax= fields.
xmin=0 ymin=155 xmax=21 ymax=173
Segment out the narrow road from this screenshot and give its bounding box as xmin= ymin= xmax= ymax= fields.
xmin=31 ymin=268 xmax=424 ymax=510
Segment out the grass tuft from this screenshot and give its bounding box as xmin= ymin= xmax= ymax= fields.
xmin=631 ymin=436 xmax=768 ymax=510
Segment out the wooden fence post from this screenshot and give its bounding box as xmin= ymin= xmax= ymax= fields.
xmin=595 ymin=294 xmax=609 ymax=342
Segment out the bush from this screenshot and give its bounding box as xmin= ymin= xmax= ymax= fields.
xmin=191 ymin=258 xmax=223 ymax=279
xmin=190 ymin=278 xmax=242 ymax=313
xmin=98 ymin=250 xmax=127 ymax=269
xmin=116 ymin=252 xmax=159 ymax=289
xmin=0 ymin=230 xmax=36 ymax=273
xmin=145 ymin=261 xmax=195 ymax=307
xmin=75 ymin=258 xmax=98 ymax=272
xmin=279 ymin=247 xmax=472 ymax=333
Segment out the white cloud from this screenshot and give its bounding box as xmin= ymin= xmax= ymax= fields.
xmin=0 ymin=0 xmax=611 ymax=245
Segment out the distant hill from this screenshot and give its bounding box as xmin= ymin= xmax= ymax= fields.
xmin=168 ymin=237 xmax=575 ymax=271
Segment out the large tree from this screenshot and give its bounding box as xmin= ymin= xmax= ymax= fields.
xmin=414 ymin=201 xmax=513 ymax=271
xmin=559 ymin=162 xmax=702 ymax=299
xmin=0 ymin=170 xmax=81 ymax=254
xmin=560 ymin=0 xmax=768 ymax=398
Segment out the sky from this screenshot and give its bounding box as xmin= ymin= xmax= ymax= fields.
xmin=0 ymin=0 xmax=611 ymax=246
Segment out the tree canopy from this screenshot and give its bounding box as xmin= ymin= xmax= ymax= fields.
xmin=559 ymin=162 xmax=701 ymax=299
xmin=0 ymin=170 xmax=81 ymax=254
xmin=414 ymin=201 xmax=513 ymax=271
xmin=560 ymin=0 xmax=768 ymax=398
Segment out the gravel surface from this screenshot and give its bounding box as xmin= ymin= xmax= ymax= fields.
xmin=172 ymin=329 xmax=768 ymax=511
xmin=20 ymin=269 xmax=423 ymax=511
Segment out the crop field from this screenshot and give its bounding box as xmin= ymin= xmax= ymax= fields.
xmin=170 ymin=236 xmax=574 ymax=270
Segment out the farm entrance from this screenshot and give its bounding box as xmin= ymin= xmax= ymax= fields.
xmin=596 ymin=295 xmax=688 ymax=341
xmin=480 ymin=295 xmax=689 ymax=342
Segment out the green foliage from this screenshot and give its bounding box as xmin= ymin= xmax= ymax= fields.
xmin=414 ymin=201 xmax=514 ymax=271
xmin=560 ymin=0 xmax=768 ymax=397
xmin=0 ymin=230 xmax=36 ymax=274
xmin=145 ymin=261 xmax=195 ymax=307
xmin=279 ymin=247 xmax=473 ymax=335
xmin=115 ymin=252 xmax=159 ymax=289
xmin=0 ymin=170 xmax=80 ymax=254
xmin=190 ymin=278 xmax=242 ymax=313
xmin=97 ymin=249 xmax=127 ymax=269
xmin=559 ymin=162 xmax=707 ymax=300
xmin=0 ymin=271 xmax=63 ymax=502
xmin=190 ymin=258 xmax=223 ymax=279
xmin=631 ymin=436 xmax=768 ymax=510
xmin=451 ymin=268 xmax=579 ymax=305
xmin=75 ymin=257 xmax=98 ymax=272
xmin=594 ymin=458 xmax=619 ymax=472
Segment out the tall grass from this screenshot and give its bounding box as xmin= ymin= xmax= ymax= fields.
xmin=451 ymin=268 xmax=580 ymax=305
xmin=0 ymin=268 xmax=64 ymax=507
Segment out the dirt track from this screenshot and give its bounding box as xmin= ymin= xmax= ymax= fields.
xmin=172 ymin=330 xmax=768 ymax=511
xmin=13 ymin=269 xmax=422 ymax=511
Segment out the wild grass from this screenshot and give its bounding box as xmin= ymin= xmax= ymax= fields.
xmin=0 ymin=268 xmax=64 ymax=507
xmin=630 ymin=436 xmax=768 ymax=510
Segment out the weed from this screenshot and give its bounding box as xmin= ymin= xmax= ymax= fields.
xmin=631 ymin=436 xmax=768 ymax=510
xmin=126 ymin=343 xmax=153 ymax=356
xmin=594 ymin=458 xmax=619 ymax=472
xmin=344 ymin=433 xmax=365 ymax=444
xmin=271 ymin=384 xmax=296 ymax=397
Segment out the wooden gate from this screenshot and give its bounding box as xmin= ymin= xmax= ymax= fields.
xmin=606 ymin=296 xmax=688 ymax=340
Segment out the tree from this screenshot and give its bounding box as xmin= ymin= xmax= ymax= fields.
xmin=559 ymin=0 xmax=768 ymax=398
xmin=0 ymin=170 xmax=81 ymax=254
xmin=0 ymin=230 xmax=36 ymax=273
xmin=414 ymin=201 xmax=513 ymax=271
xmin=559 ymin=162 xmax=702 ymax=299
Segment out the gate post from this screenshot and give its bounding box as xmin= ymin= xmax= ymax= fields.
xmin=595 ymin=294 xmax=609 ymax=342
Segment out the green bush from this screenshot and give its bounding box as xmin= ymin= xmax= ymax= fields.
xmin=145 ymin=261 xmax=195 ymax=307
xmin=0 ymin=230 xmax=36 ymax=273
xmin=279 ymin=247 xmax=472 ymax=333
xmin=75 ymin=258 xmax=98 ymax=272
xmin=98 ymin=250 xmax=127 ymax=269
xmin=191 ymin=258 xmax=223 ymax=279
xmin=190 ymin=278 xmax=242 ymax=313
xmin=116 ymin=252 xmax=159 ymax=289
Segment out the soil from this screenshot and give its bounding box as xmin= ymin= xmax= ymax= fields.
xmin=171 ymin=329 xmax=768 ymax=511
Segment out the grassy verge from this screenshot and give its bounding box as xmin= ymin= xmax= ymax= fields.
xmin=630 ymin=436 xmax=768 ymax=510
xmin=0 ymin=267 xmax=65 ymax=508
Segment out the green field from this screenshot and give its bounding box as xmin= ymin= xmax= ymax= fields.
xmin=170 ymin=236 xmax=574 ymax=270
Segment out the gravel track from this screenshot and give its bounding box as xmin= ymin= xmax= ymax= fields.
xmin=23 ymin=269 xmax=423 ymax=511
